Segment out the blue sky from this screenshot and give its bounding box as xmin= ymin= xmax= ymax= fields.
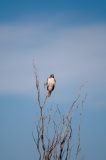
xmin=0 ymin=0 xmax=106 ymax=160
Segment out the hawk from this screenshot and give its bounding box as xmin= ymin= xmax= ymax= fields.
xmin=45 ymin=74 xmax=56 ymax=97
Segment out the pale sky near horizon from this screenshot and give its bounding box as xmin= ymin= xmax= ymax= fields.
xmin=0 ymin=1 xmax=106 ymax=160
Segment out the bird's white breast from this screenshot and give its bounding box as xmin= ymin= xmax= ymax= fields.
xmin=48 ymin=78 xmax=55 ymax=85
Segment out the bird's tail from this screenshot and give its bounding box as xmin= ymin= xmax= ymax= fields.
xmin=48 ymin=91 xmax=51 ymax=97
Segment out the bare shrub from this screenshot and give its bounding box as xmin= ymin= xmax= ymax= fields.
xmin=32 ymin=61 xmax=87 ymax=160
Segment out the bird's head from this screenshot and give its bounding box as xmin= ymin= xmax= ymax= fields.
xmin=50 ymin=74 xmax=54 ymax=78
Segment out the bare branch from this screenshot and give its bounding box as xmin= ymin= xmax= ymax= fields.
xmin=75 ymin=123 xmax=81 ymax=160
xmin=32 ymin=132 xmax=41 ymax=160
xmin=33 ymin=60 xmax=41 ymax=107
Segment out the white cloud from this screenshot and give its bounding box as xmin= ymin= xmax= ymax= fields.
xmin=0 ymin=21 xmax=106 ymax=106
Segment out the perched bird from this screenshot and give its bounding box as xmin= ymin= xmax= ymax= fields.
xmin=45 ymin=74 xmax=56 ymax=97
